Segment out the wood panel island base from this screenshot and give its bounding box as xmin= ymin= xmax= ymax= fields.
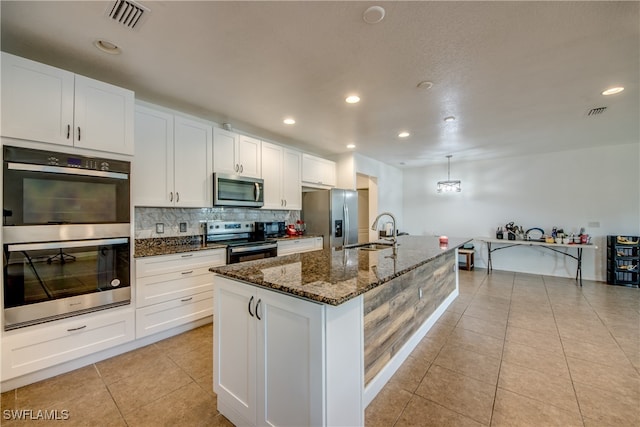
xmin=210 ymin=236 xmax=468 ymax=427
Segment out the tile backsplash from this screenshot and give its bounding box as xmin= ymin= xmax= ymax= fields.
xmin=135 ymin=207 xmax=300 ymax=239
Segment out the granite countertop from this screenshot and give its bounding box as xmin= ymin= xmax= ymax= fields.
xmin=210 ymin=235 xmax=471 ymax=306
xmin=134 ymin=236 xmax=226 ymax=258
xmin=134 ymin=234 xmax=320 ymax=258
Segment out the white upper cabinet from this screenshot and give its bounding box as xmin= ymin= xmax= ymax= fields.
xmin=302 ymin=153 xmax=336 ymax=188
xmin=213 ymin=128 xmax=261 ymax=178
xmin=133 ymin=106 xmax=174 ymax=207
xmin=134 ymin=104 xmax=212 ymax=207
xmin=282 ymin=148 xmax=302 ymax=209
xmin=1 ymin=52 xmax=134 ymax=155
xmin=173 ymin=116 xmax=213 ymax=206
xmin=261 ymin=141 xmax=301 ymax=210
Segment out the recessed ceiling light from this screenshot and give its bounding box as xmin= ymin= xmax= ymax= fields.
xmin=398 ymin=131 xmax=410 ymax=138
xmin=93 ymin=39 xmax=121 ymax=55
xmin=444 ymin=116 xmax=456 ymax=122
xmin=346 ymin=143 xmax=356 ymax=149
xmin=363 ymin=6 xmax=385 ymax=24
xmin=345 ymin=95 xmax=360 ymax=104
xmin=602 ymin=86 xmax=624 ymax=96
xmin=283 ymin=118 xmax=296 ymax=125
xmin=417 ymin=81 xmax=433 ymax=90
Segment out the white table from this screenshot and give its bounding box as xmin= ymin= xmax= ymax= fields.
xmin=476 ymin=237 xmax=598 ymax=286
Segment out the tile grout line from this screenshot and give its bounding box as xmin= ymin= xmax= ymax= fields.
xmin=542 ymin=275 xmax=587 ymax=427
xmin=487 ymin=270 xmax=515 ymax=427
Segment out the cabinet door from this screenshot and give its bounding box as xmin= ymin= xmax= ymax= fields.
xmin=256 ymin=288 xmax=324 ymax=427
xmin=282 ymin=148 xmax=302 ymax=209
xmin=214 ymin=278 xmax=257 ymax=426
xmin=238 ymin=135 xmax=261 ymax=178
xmin=213 ymin=128 xmax=239 ymax=174
xmin=261 ymin=141 xmax=284 ymax=209
xmin=174 ymin=116 xmax=213 ymax=207
xmin=302 ymin=153 xmax=336 ymax=187
xmin=133 ymin=105 xmax=174 ymax=206
xmin=74 ymin=75 xmax=134 ymax=155
xmin=1 ymin=52 xmax=74 ymax=146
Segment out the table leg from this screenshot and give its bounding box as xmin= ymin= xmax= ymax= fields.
xmin=487 ymin=242 xmax=492 ymax=274
xmin=576 ymin=247 xmax=583 ymax=287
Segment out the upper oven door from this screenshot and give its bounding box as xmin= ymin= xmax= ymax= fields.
xmin=213 ymin=173 xmax=264 ymax=207
xmin=3 ymin=146 xmax=130 ymax=227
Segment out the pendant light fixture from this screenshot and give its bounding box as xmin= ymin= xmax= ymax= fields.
xmin=437 ymin=155 xmax=461 ymax=193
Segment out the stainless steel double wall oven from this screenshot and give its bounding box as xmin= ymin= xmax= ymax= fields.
xmin=3 ymin=146 xmax=131 ymax=330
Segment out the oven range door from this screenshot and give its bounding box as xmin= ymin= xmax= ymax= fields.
xmin=227 ymin=242 xmax=278 ymax=264
xmin=3 ymin=237 xmax=131 ymax=330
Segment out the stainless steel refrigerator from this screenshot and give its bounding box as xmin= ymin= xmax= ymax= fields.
xmin=302 ymin=189 xmax=358 ymax=250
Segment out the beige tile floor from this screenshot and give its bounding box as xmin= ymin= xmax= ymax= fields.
xmin=1 ymin=269 xmax=639 ymax=426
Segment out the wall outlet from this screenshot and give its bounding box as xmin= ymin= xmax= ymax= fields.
xmin=179 ymin=222 xmax=187 ymax=233
xmin=156 ymin=223 xmax=164 ymax=234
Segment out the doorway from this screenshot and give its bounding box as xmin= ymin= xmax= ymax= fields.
xmin=356 ymin=173 xmax=378 ymax=243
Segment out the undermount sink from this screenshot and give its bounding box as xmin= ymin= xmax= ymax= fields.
xmin=347 ymin=242 xmax=395 ymax=251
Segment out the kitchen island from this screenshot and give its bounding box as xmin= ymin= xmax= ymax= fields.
xmin=210 ymin=235 xmax=469 ymax=427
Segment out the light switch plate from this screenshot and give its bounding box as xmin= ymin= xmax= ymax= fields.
xmin=179 ymin=222 xmax=187 ymax=233
xmin=156 ymin=223 xmax=164 ymax=234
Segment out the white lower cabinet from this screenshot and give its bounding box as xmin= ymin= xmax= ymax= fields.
xmin=135 ymin=249 xmax=225 ymax=338
xmin=1 ymin=308 xmax=135 ymax=381
xmin=277 ymin=237 xmax=323 ymax=256
xmin=214 ymin=276 xmax=325 ymax=427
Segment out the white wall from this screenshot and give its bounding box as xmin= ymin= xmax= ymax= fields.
xmin=402 ymin=143 xmax=640 ymax=281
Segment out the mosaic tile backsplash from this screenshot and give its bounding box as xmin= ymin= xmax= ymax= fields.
xmin=134 ymin=207 xmax=301 ymax=239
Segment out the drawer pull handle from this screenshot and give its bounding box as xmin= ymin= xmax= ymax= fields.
xmin=181 ymin=254 xmax=193 ymax=258
xmin=181 ymin=297 xmax=193 ymax=302
xmin=181 ymin=270 xmax=193 ymax=275
xmin=67 ymin=325 xmax=87 ymax=332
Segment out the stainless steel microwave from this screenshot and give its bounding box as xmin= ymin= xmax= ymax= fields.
xmin=213 ymin=173 xmax=264 ymax=207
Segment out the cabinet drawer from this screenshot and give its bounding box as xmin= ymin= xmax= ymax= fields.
xmin=1 ymin=308 xmax=134 ymax=381
xmin=136 ymin=272 xmax=214 ymax=308
xmin=135 ymin=290 xmax=213 ymax=338
xmin=136 ymin=249 xmax=226 ymax=278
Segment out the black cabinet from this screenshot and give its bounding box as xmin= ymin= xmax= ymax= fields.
xmin=607 ymin=235 xmax=639 ymax=287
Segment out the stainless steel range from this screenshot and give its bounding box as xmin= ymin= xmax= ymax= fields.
xmin=203 ymin=221 xmax=277 ymax=264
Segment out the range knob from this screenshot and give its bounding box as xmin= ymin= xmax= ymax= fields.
xmin=47 ymin=156 xmax=59 ymax=165
xmin=100 ymin=162 xmax=110 ymax=171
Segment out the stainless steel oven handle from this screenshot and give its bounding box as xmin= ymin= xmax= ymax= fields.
xmin=8 ymin=238 xmax=129 ymax=252
xmin=228 ymin=243 xmax=277 ymax=254
xmin=8 ymin=162 xmax=129 ymax=180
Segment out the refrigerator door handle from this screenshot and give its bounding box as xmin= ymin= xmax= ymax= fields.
xmin=344 ymin=204 xmax=349 ymax=246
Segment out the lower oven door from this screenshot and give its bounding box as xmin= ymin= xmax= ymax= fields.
xmin=3 ymin=237 xmax=131 ymax=330
xmin=227 ymin=242 xmax=278 ymax=264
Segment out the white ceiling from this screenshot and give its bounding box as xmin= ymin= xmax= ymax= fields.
xmin=1 ymin=1 xmax=638 ymax=168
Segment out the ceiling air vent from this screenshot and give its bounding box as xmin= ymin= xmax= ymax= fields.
xmin=587 ymin=107 xmax=607 ymax=116
xmin=107 ymin=0 xmax=149 ymax=30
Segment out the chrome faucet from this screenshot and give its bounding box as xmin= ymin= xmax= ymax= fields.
xmin=371 ymin=212 xmax=398 ymax=248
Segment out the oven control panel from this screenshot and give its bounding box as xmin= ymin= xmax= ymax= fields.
xmin=4 ymin=145 xmax=130 ymax=174
xmin=205 ymin=221 xmax=255 ymax=235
